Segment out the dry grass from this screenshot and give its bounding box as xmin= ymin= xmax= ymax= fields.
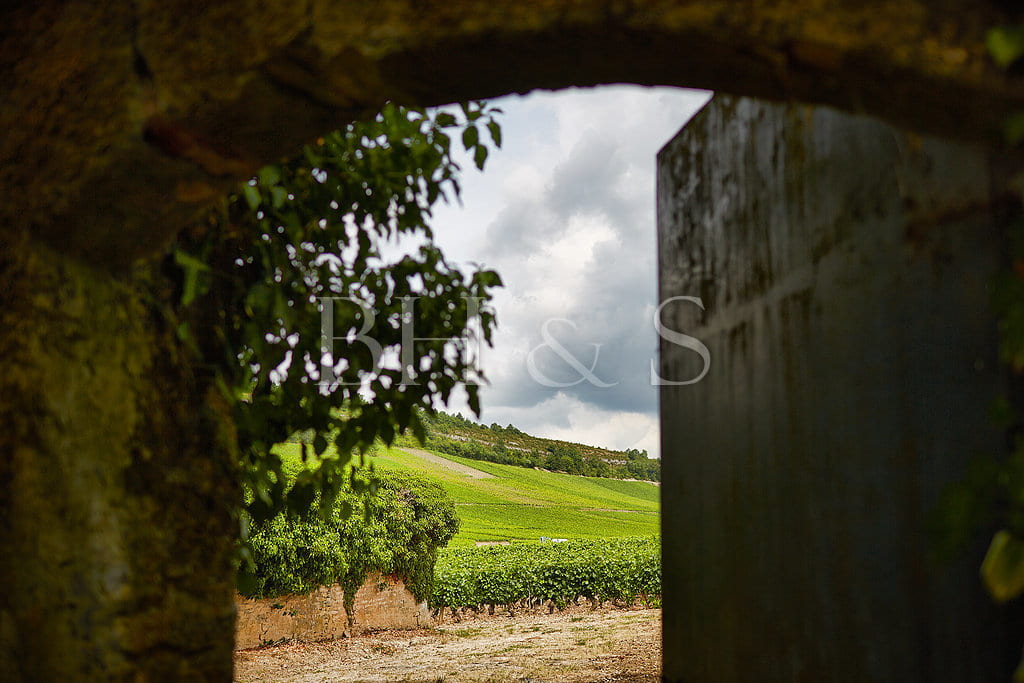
xmin=234 ymin=605 xmax=660 ymax=683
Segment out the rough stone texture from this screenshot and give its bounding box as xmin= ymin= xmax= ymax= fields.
xmin=3 ymin=3 xmax=1024 ymax=680
xmin=235 ymin=573 xmax=431 ymax=649
xmin=657 ymin=95 xmax=1024 ymax=682
xmin=349 ymin=572 xmax=432 ymax=634
xmin=0 ymin=236 xmax=239 ymax=681
xmin=3 ymin=1 xmax=1024 ymax=268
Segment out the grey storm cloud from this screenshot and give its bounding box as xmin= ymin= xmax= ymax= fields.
xmin=473 ymin=129 xmax=663 ymax=416
xmin=545 ymin=135 xmax=635 ymax=224
xmin=481 ymin=131 xmax=646 ymax=259
xmin=486 ymin=302 xmax=660 ymax=415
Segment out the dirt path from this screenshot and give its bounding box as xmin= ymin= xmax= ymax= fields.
xmin=234 ymin=605 xmax=660 ymax=682
xmin=398 ymin=448 xmax=495 ymax=479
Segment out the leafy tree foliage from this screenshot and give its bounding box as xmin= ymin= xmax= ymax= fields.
xmin=171 ymin=101 xmax=504 ymax=528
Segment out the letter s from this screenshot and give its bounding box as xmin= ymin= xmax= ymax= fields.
xmin=650 ymin=296 xmax=711 ymax=386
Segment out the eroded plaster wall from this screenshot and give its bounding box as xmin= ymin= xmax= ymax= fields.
xmin=235 ymin=572 xmax=430 ymax=649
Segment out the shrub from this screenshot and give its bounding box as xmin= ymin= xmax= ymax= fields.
xmin=243 ymin=469 xmax=459 ymax=604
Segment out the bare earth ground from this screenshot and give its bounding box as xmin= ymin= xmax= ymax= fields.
xmin=234 ymin=605 xmax=661 ymax=683
xmin=398 ymin=448 xmax=495 ymax=479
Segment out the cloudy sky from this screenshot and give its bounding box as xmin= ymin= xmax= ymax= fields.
xmin=428 ymin=86 xmax=711 ymax=458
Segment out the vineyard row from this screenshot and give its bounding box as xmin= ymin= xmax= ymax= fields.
xmin=431 ymin=537 xmax=660 ymax=615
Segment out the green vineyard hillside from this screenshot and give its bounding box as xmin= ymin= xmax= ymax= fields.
xmin=369 ymin=445 xmax=660 ymax=546
xmin=273 ymin=441 xmax=660 ymax=546
xmin=404 ymin=411 xmax=661 ymax=482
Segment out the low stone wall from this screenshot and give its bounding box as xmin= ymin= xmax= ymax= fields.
xmin=235 ymin=572 xmax=431 ymax=650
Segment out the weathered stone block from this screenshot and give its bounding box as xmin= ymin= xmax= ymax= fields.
xmin=658 ymin=95 xmax=1024 ymax=682
xmin=235 ymin=572 xmax=430 ymax=650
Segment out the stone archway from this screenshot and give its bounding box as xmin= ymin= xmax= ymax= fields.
xmin=2 ymin=2 xmax=1024 ymax=680
xmin=4 ymin=0 xmax=1023 ymax=267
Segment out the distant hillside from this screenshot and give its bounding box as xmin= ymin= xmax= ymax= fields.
xmin=370 ymin=445 xmax=659 ymax=545
xmin=272 ymin=439 xmax=660 ymax=545
xmin=395 ymin=411 xmax=660 ymax=482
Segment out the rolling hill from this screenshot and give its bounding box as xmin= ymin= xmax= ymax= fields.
xmin=273 ymin=441 xmax=660 ymax=546
xmin=403 ymin=411 xmax=661 ymax=482
xmin=369 ymin=445 xmax=660 ymax=546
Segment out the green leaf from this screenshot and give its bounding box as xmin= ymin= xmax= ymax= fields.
xmin=475 ymin=269 xmax=503 ymax=288
xmin=242 ymin=183 xmax=262 ymax=211
xmin=175 ymin=321 xmax=200 ymax=356
xmin=435 ymin=112 xmax=457 ymax=127
xmin=258 ymin=165 xmax=281 ymax=186
xmin=473 ymin=145 xmax=488 ymax=170
xmin=981 ymin=530 xmax=1024 ymax=602
xmin=270 ymin=186 xmax=289 ymax=209
xmin=173 ymin=247 xmax=209 ymax=273
xmin=462 ymin=125 xmax=479 ymax=151
xmin=214 ymin=374 xmax=235 ymax=403
xmin=988 ymin=26 xmax=1024 ymax=68
xmin=173 ymin=247 xmax=210 ymax=307
xmin=411 ymin=415 xmax=427 ymax=444
xmin=487 ymin=121 xmax=502 ymax=148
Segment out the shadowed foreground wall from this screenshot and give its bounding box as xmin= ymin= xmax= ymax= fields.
xmin=0 ymin=239 xmax=238 ymax=680
xmin=657 ymin=96 xmax=1024 ymax=681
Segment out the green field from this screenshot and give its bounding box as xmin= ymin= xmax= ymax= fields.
xmin=369 ymin=446 xmax=660 ymax=545
xmin=273 ymin=442 xmax=660 ymax=545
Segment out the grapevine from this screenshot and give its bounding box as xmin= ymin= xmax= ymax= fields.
xmin=431 ymin=538 xmax=660 ymax=617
